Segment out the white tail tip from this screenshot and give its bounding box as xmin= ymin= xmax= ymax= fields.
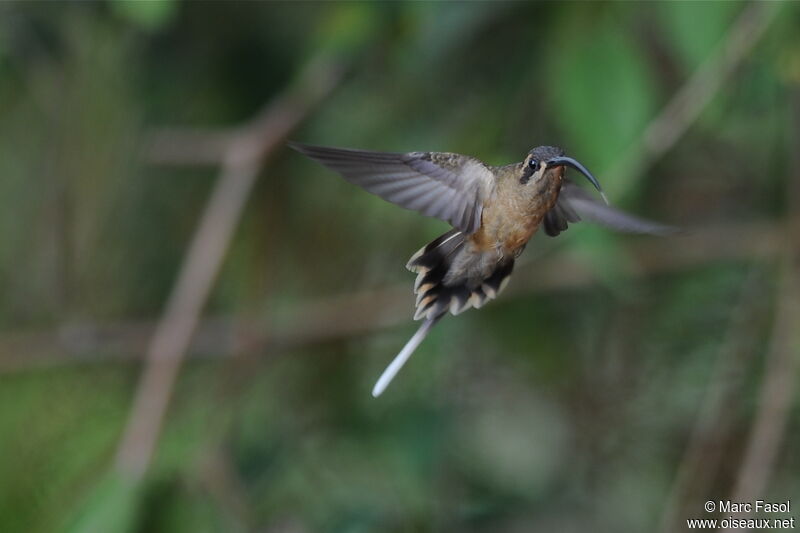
xmin=371 ymin=318 xmax=438 ymax=397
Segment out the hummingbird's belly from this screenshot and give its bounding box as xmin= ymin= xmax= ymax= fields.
xmin=477 ymin=200 xmax=557 ymax=256
xmin=471 ymin=210 xmax=541 ymax=258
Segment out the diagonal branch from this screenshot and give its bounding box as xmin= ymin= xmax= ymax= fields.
xmin=113 ymin=55 xmax=345 ymax=481
xmin=608 ymin=1 xmax=782 ymax=187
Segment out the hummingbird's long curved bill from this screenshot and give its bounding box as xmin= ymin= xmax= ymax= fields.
xmin=547 ymin=156 xmax=609 ymax=205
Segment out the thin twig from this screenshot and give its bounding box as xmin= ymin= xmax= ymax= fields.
xmin=113 ymin=55 xmax=344 ymax=481
xmin=720 ymin=92 xmax=800 ymax=531
xmin=658 ymin=269 xmax=767 ymax=533
xmin=608 ymin=2 xmax=782 ymax=188
xmin=195 ymin=447 xmax=253 ymax=531
xmin=720 ymin=249 xmax=799 ymax=531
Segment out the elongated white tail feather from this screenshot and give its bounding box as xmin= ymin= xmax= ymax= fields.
xmin=372 ymin=317 xmax=440 ymax=397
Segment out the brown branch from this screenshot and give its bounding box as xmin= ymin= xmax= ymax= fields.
xmin=113 ymin=55 xmax=345 ymax=481
xmin=144 ymin=128 xmax=236 ymax=166
xmin=0 ymin=220 xmax=784 ymax=374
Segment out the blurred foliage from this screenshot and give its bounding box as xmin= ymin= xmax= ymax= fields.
xmin=0 ymin=2 xmax=798 ymax=533
xmin=110 ymin=0 xmax=177 ymax=31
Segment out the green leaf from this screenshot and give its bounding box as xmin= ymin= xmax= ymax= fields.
xmin=110 ymin=0 xmax=178 ymax=31
xmin=548 ymin=8 xmax=656 ymax=195
xmin=312 ymin=3 xmax=379 ymax=58
xmin=657 ymin=2 xmax=740 ymax=71
xmin=62 ymin=472 xmax=141 ymax=533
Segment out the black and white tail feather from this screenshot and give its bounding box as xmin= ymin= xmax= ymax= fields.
xmin=371 ymin=229 xmax=513 ymax=397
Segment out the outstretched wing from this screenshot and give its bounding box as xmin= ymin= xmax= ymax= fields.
xmin=544 ymin=180 xmax=679 ymax=237
xmin=289 ymin=142 xmax=495 ymax=235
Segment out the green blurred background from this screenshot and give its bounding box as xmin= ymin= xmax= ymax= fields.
xmin=0 ymin=1 xmax=798 ymax=532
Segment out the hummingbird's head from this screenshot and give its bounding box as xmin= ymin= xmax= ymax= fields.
xmin=521 ymin=146 xmax=608 ymax=204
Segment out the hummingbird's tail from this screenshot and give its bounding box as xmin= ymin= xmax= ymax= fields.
xmin=371 ymin=315 xmax=442 ymax=397
xmin=406 ymin=229 xmax=514 ymax=321
xmin=372 ymin=230 xmax=513 ymax=396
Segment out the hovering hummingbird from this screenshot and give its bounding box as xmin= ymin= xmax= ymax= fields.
xmin=290 ymin=142 xmax=675 ymax=397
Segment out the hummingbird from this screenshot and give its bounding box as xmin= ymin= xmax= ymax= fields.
xmin=289 ymin=142 xmax=675 ymax=397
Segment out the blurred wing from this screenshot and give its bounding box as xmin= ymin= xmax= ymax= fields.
xmin=289 ymin=142 xmax=494 ymax=235
xmin=544 ymin=180 xmax=679 ymax=237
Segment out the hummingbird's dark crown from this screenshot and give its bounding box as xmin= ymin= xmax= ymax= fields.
xmin=528 ymin=146 xmax=565 ymax=161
